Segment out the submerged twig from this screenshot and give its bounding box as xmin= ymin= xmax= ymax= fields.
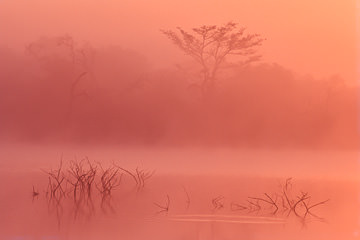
xmin=154 ymin=194 xmax=170 ymax=215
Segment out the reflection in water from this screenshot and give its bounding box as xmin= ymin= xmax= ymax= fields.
xmin=229 ymin=178 xmax=329 ymax=228
xmin=1 ymin=148 xmax=357 ymax=240
xmin=37 ymin=158 xmax=159 ymax=229
xmin=34 ymin=159 xmax=331 ymax=237
xmin=46 ymin=192 xmax=64 ymax=229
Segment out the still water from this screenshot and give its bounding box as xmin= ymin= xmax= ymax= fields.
xmin=0 ymin=145 xmax=359 ymax=240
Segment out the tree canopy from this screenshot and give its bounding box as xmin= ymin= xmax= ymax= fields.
xmin=161 ymin=22 xmax=265 ymax=95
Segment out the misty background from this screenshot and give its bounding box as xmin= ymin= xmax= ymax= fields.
xmin=0 ymin=34 xmax=358 ymax=149
xmin=0 ymin=0 xmax=358 ymax=149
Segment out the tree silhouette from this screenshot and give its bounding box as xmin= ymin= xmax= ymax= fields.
xmin=27 ymin=35 xmax=94 ymax=121
xmin=161 ymin=22 xmax=265 ymax=96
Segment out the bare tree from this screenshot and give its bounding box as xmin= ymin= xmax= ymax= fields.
xmin=27 ymin=35 xmax=95 ymax=121
xmin=161 ymin=22 xmax=264 ymax=95
xmin=56 ymin=35 xmax=94 ymax=120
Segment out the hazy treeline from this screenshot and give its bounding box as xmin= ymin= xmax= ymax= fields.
xmin=0 ymin=36 xmax=358 ymax=149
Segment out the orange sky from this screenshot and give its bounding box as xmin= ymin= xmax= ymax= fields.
xmin=0 ymin=0 xmax=357 ymax=83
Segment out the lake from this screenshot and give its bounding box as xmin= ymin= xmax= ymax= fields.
xmin=0 ymin=144 xmax=359 ymax=240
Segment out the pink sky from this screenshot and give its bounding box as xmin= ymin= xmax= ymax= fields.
xmin=0 ymin=0 xmax=357 ymax=83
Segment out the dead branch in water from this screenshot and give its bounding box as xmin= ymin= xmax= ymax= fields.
xmin=279 ymin=179 xmax=329 ymax=219
xmin=135 ymin=167 xmax=155 ymax=189
xmin=212 ymin=195 xmax=225 ymax=212
xmin=228 ymin=178 xmax=329 ymax=222
xmin=154 ymin=194 xmax=170 ymax=215
xmin=183 ymin=186 xmax=191 ymax=210
xmin=95 ymin=163 xmax=122 ymax=214
xmin=246 ymin=198 xmax=261 ymax=213
xmin=95 ymin=163 xmax=122 ymax=197
xmin=230 ymin=202 xmax=247 ymax=211
xmin=66 ymin=158 xmax=98 ymax=201
xmin=301 ymin=198 xmax=330 ymax=217
xmin=248 ymin=192 xmax=278 ymax=214
xmin=113 ymin=163 xmax=155 ymax=191
xmin=42 ymin=159 xmax=66 ymax=199
xmin=32 ymin=186 xmax=40 ymax=202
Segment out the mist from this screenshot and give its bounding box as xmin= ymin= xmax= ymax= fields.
xmin=0 ymin=1 xmax=359 ymax=240
xmin=0 ymin=38 xmax=358 ymax=149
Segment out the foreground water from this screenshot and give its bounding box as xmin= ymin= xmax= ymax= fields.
xmin=0 ymin=145 xmax=359 ymax=240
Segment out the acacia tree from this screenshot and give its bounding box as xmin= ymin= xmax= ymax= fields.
xmin=161 ymin=22 xmax=265 ymax=95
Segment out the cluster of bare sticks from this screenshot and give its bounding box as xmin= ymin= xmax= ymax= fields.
xmin=37 ymin=164 xmax=329 ymax=227
xmin=37 ymin=157 xmax=155 ymax=219
xmin=95 ymin=163 xmax=122 ymax=213
xmin=230 ymin=178 xmax=329 ymax=221
xmin=151 ymin=178 xmax=328 ymax=227
xmin=66 ymin=158 xmax=97 ymax=199
xmin=66 ymin=158 xmax=98 ymax=218
xmin=95 ymin=163 xmax=121 ymax=197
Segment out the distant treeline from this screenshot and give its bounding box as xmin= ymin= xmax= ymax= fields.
xmin=0 ymin=37 xmax=358 ymax=149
